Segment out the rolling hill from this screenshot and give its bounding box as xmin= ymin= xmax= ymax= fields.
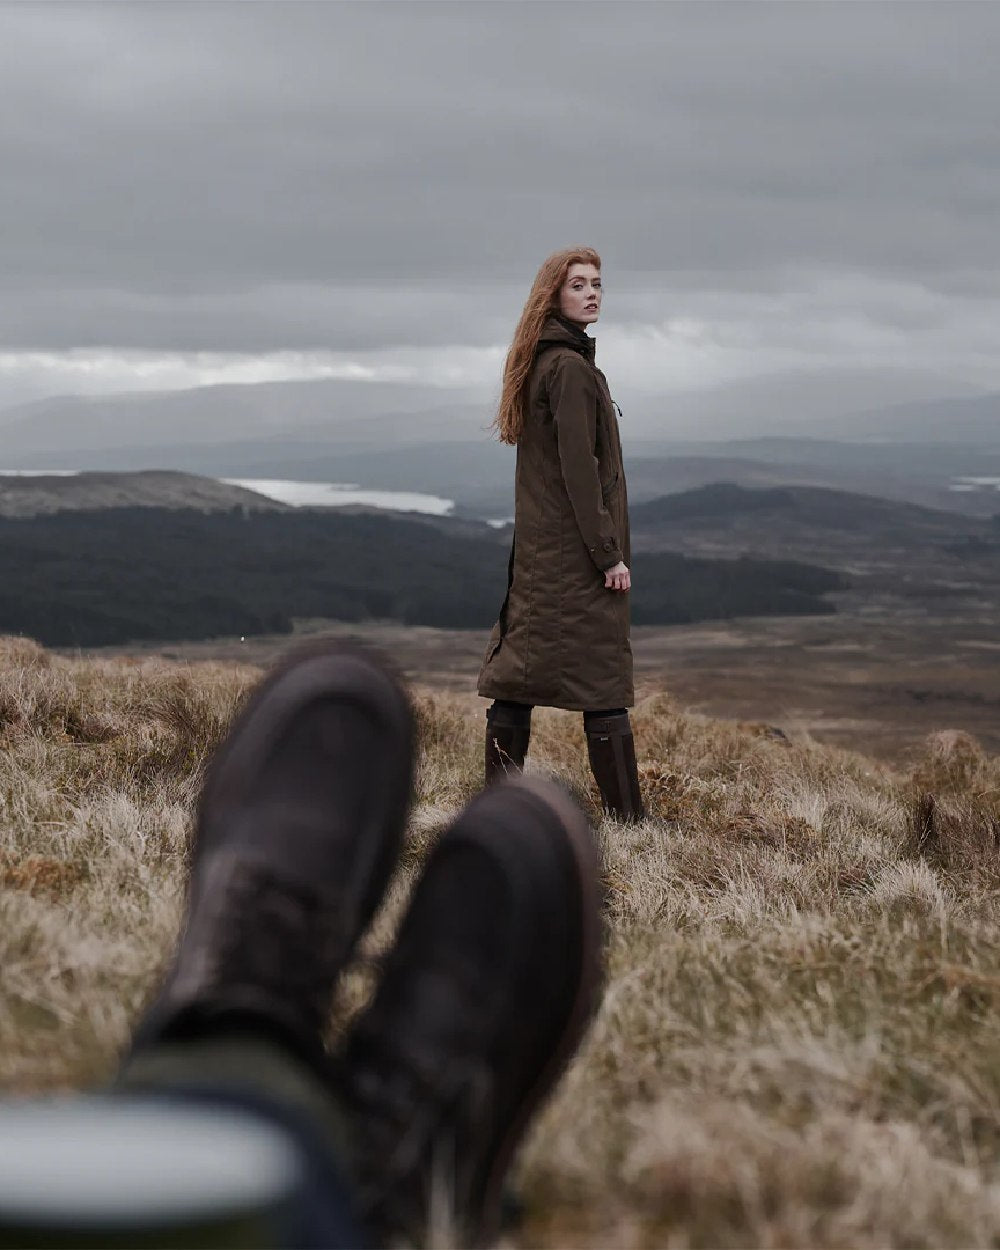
xmin=629 ymin=482 xmax=1000 ymax=610
xmin=629 ymin=481 xmax=993 ymax=543
xmin=0 ymin=470 xmax=284 ymax=518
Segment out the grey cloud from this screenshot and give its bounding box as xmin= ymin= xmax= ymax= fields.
xmin=1 ymin=2 xmax=999 ymax=354
xmin=0 ymin=283 xmax=526 ymax=353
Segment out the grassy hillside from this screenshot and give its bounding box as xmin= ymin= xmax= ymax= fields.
xmin=3 ymin=636 xmax=1000 ymax=1245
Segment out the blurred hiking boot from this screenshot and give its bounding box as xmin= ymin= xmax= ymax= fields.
xmin=131 ymin=639 xmax=415 ymax=1075
xmin=585 ymin=711 xmax=645 ymax=821
xmin=483 ymin=701 xmax=531 ymax=784
xmin=336 ymin=775 xmax=603 ymax=1247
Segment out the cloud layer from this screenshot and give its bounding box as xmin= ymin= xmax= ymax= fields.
xmin=2 ymin=3 xmax=999 ymax=408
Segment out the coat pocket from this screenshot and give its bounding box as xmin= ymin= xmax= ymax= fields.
xmin=600 ymin=471 xmax=621 ymax=500
xmin=483 ymin=621 xmax=505 ymax=665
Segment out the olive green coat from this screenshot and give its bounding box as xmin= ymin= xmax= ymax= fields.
xmin=477 ymin=314 xmax=634 ymax=711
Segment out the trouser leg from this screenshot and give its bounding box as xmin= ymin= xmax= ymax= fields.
xmin=584 ymin=708 xmax=645 ymax=822
xmin=484 ymin=700 xmax=532 ymax=785
xmin=117 ymin=1031 xmax=366 ymax=1248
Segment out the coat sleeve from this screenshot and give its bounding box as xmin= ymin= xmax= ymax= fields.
xmin=548 ymin=353 xmax=623 ymax=572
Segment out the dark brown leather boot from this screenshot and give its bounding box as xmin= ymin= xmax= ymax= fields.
xmin=335 ymin=776 xmax=603 ymax=1248
xmin=484 ymin=704 xmax=531 ymax=785
xmin=585 ymin=712 xmax=645 ymax=822
xmin=130 ymin=639 xmax=415 ymax=1072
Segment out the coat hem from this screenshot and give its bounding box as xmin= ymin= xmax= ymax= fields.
xmin=476 ymin=685 xmax=635 ymax=713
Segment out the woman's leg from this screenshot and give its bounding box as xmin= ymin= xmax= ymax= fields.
xmin=583 ymin=708 xmax=644 ymax=821
xmin=484 ymin=700 xmax=533 ymax=785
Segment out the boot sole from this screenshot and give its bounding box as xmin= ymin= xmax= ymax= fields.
xmin=476 ymin=775 xmax=603 ymax=1246
xmin=195 ymin=637 xmax=416 ymax=965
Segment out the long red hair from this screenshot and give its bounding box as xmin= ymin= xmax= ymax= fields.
xmin=492 ymin=245 xmax=601 ymax=445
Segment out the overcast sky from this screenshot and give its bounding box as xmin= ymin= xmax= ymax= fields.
xmin=2 ymin=1 xmax=999 ymax=410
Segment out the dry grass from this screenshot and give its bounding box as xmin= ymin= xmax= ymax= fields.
xmin=3 ymin=634 xmax=1000 ymax=1246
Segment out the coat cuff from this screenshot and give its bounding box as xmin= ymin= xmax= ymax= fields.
xmin=590 ymin=535 xmax=623 ymax=571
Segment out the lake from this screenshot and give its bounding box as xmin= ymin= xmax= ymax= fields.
xmin=0 ymin=470 xmax=456 ymax=516
xmin=224 ymin=478 xmax=455 ymax=515
xmin=949 ymin=477 xmax=1000 ymax=493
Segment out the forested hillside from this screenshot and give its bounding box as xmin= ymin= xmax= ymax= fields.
xmin=0 ymin=508 xmax=846 ymax=647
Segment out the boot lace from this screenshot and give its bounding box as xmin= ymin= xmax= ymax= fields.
xmin=191 ymin=858 xmax=352 ymax=1033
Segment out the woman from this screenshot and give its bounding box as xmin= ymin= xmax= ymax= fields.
xmin=477 ymin=245 xmax=643 ymax=820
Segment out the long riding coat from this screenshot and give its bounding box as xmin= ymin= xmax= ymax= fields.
xmin=477 ymin=315 xmax=634 ymax=711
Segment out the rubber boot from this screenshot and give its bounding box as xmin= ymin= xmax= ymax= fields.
xmin=585 ymin=712 xmax=645 ymax=821
xmin=484 ymin=705 xmax=531 ymax=786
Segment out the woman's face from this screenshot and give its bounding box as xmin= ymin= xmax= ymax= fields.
xmin=558 ymin=263 xmax=602 ymax=327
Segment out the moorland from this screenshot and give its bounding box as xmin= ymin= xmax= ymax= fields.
xmin=2 ymin=443 xmax=1000 ymax=1244
xmin=3 ymin=635 xmax=1000 ymax=1247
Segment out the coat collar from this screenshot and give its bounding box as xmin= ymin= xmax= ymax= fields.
xmin=537 ymin=313 xmax=596 ymax=362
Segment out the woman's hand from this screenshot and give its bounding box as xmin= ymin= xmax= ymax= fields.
xmin=604 ymin=561 xmax=631 ymax=592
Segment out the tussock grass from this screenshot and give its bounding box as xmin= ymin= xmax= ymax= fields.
xmin=3 ymin=636 xmax=1000 ymax=1245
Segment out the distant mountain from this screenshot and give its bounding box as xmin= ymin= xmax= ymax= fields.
xmin=0 ymin=470 xmax=284 ymax=518
xmin=2 ymin=368 xmax=996 ymax=525
xmin=0 ymin=437 xmax=518 ymax=514
xmin=634 ymin=436 xmax=1000 ymax=474
xmin=661 ymin=382 xmax=1000 ymax=447
xmin=5 ymin=435 xmax=991 ymax=524
xmin=0 ymin=365 xmax=986 ymax=466
xmin=0 ymin=377 xmax=490 ymax=461
xmin=830 ymin=391 xmax=1000 ymax=444
xmin=618 ymin=366 xmax=985 ymax=440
